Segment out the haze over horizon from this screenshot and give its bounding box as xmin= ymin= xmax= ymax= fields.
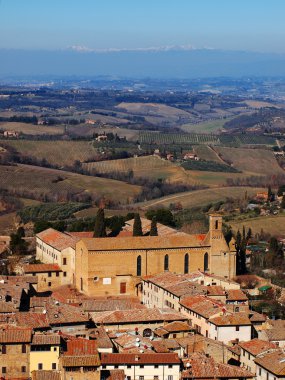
xmin=1 ymin=0 xmax=285 ymax=78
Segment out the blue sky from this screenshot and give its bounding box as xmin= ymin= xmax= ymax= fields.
xmin=0 ymin=0 xmax=285 ymax=52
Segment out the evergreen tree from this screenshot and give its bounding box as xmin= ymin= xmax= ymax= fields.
xmin=133 ymin=213 xmax=143 ymax=236
xmin=235 ymin=230 xmax=247 ymax=275
xmin=281 ymin=195 xmax=285 ymax=209
xmin=150 ymin=217 xmax=158 ymax=236
xmin=267 ymin=185 xmax=272 ymax=201
xmin=94 ymin=208 xmax=106 ymax=237
xmin=246 ymin=227 xmax=252 ymax=242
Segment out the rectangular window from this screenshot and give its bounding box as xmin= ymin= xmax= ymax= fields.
xmin=22 ymin=344 xmax=26 ymax=353
xmin=259 ymin=368 xmax=261 ymax=376
xmin=38 ymin=363 xmax=43 ymax=370
xmin=127 ymin=365 xmax=131 ymax=369
xmin=56 ymin=272 xmax=59 ymax=277
xmin=52 ymin=363 xmax=57 ymax=370
xmin=63 ymin=258 xmax=67 ymax=265
xmin=236 ymin=326 xmax=240 ymax=331
xmin=48 ymin=282 xmax=51 ymax=287
xmin=2 ymin=367 xmax=6 ymax=374
xmin=63 ymin=272 xmax=67 ymax=277
xmin=140 ymin=365 xmax=144 ymax=369
xmin=139 ymin=377 xmax=144 ymax=380
xmin=2 ymin=345 xmax=6 ymax=354
xmin=48 ymin=272 xmax=51 ymax=277
xmin=154 ymin=376 xmax=159 ymax=380
xmin=154 ymin=365 xmax=159 ymax=369
xmin=21 ymin=366 xmax=26 ymax=373
xmin=168 ymin=376 xmax=173 ymax=380
xmin=127 ymin=377 xmax=131 ymax=380
xmin=120 ymin=282 xmax=126 ymax=294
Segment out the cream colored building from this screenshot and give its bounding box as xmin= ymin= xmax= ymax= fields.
xmin=75 ymin=215 xmax=236 ymax=297
xmin=101 ymin=353 xmax=181 ymax=380
xmin=30 ymin=334 xmax=61 ymax=373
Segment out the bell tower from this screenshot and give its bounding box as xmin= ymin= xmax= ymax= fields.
xmin=208 ymin=214 xmax=236 ymax=279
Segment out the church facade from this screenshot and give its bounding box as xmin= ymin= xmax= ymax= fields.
xmin=74 ymin=214 xmax=236 ymax=297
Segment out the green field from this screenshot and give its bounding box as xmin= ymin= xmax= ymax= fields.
xmin=0 ymin=140 xmax=98 ymax=166
xmin=230 ymin=214 xmax=285 ymax=236
xmin=0 ymin=164 xmax=141 ymax=204
xmin=139 ymin=186 xmax=265 ymax=210
xmin=180 ymin=119 xmax=228 ymax=134
xmin=139 ymin=131 xmax=220 ymax=145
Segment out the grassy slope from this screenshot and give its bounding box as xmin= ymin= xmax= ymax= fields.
xmin=139 ymin=186 xmax=265 ymax=210
xmin=0 ymin=122 xmax=64 ymax=135
xmin=0 ymin=140 xmax=98 ymax=166
xmin=230 ymin=214 xmax=285 ymax=236
xmin=214 ymin=146 xmax=284 ymax=176
xmin=0 ymin=164 xmax=141 ymax=203
xmin=180 ymin=119 xmax=228 ymax=134
xmin=83 ymin=156 xmax=191 ymax=183
xmin=194 ymin=145 xmax=224 ymax=163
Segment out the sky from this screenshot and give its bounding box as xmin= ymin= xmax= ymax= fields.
xmin=0 ymin=0 xmax=285 ymax=53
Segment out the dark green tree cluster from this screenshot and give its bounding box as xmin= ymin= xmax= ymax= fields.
xmin=235 ymin=226 xmax=252 ymax=275
xmin=145 ymin=208 xmax=175 ymax=227
xmin=265 ymin=237 xmax=284 ymax=268
xmin=93 ymin=208 xmax=106 ymax=237
xmin=150 ymin=217 xmax=158 ymax=236
xmin=10 ymin=227 xmax=28 ymax=255
xmin=133 ymin=214 xmax=143 ymax=236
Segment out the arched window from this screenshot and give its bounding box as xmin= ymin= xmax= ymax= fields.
xmin=184 ymin=253 xmax=189 ymax=274
xmin=215 ymin=220 xmax=218 ymax=229
xmin=137 ymin=255 xmax=142 ymax=276
xmin=204 ymin=252 xmax=209 ymax=272
xmin=164 ymin=254 xmax=169 ymax=271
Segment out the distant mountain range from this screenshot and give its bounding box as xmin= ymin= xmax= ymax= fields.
xmin=1 ymin=48 xmax=285 ymax=78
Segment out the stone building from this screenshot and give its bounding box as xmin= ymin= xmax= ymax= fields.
xmin=75 ymin=214 xmax=236 ymax=297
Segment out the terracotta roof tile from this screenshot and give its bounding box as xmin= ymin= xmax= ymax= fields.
xmin=239 ymin=339 xmax=277 ymax=356
xmin=255 ymin=350 xmax=285 ymax=375
xmin=23 ymin=264 xmax=62 ymax=273
xmin=62 ymin=355 xmax=100 ymax=367
xmin=226 ymin=289 xmax=248 ymax=301
xmin=32 ymin=333 xmax=61 ymax=346
xmin=36 ymin=228 xmax=78 ymax=250
xmin=65 ymin=338 xmax=98 ymax=355
xmin=181 ymin=296 xmax=224 ymax=319
xmin=0 ymin=325 xmax=32 ymax=343
xmin=101 ymin=353 xmax=180 ymax=364
xmin=82 ymin=298 xmax=145 ymax=312
xmin=209 ymin=313 xmax=251 ymax=326
xmin=91 ymin=308 xmax=187 ymax=325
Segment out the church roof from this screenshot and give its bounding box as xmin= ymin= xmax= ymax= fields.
xmin=79 ymin=234 xmax=208 ymax=251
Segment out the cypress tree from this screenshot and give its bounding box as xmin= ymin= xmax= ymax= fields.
xmin=150 ymin=217 xmax=158 ymax=236
xmin=94 ymin=208 xmax=106 ymax=237
xmin=133 ymin=213 xmax=143 ymax=236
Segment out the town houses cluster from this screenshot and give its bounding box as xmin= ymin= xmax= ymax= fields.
xmin=0 ymin=215 xmax=284 ymax=380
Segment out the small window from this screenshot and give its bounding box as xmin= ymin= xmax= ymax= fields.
xmin=56 ymin=272 xmax=59 ymax=277
xmin=2 ymin=345 xmax=6 ymax=354
xmin=168 ymin=376 xmax=173 ymax=380
xmin=52 ymin=363 xmax=57 ymax=370
xmin=22 ymin=344 xmax=26 ymax=353
xmin=63 ymin=258 xmax=67 ymax=265
xmin=154 ymin=365 xmax=159 ymax=369
xmin=48 ymin=282 xmax=52 ymax=287
xmin=215 ymin=220 xmax=218 ymax=229
xmin=114 ymin=365 xmax=119 ymax=369
xmin=139 ymin=377 xmax=144 ymax=380
xmin=38 ymin=363 xmax=43 ymax=370
xmin=140 ymin=365 xmax=144 ymax=369
xmin=259 ymin=368 xmax=261 ymax=376
xmin=48 ymin=272 xmax=51 ymax=277
xmin=236 ymin=326 xmax=240 ymax=331
xmin=168 ymin=365 xmax=173 ymax=368
xmin=2 ymin=367 xmax=6 ymax=374
xmin=63 ymin=272 xmax=67 ymax=277
xmin=164 ymin=254 xmax=169 ymax=271
xmin=120 ymin=282 xmax=126 ymax=294
xmin=21 ymin=366 xmax=26 ymax=373
xmin=102 ymin=365 xmax=106 ymax=369
xmin=127 ymin=377 xmax=131 ymax=380
xmin=127 ymin=365 xmax=131 ymax=369
xmin=54 ymin=347 xmax=57 ymax=351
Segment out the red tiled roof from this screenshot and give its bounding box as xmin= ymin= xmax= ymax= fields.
xmin=226 ymin=289 xmax=248 ymax=301
xmin=0 ymin=325 xmax=32 ymax=343
xmin=182 ymin=353 xmax=254 ymax=379
xmin=32 ymin=333 xmax=61 ymax=346
xmin=15 ymin=312 xmax=50 ymax=329
xmin=66 ymin=231 xmax=94 ymax=238
xmin=23 ymin=264 xmax=62 ymax=273
xmin=65 ymin=338 xmax=98 ymax=356
xmin=255 ymin=350 xmax=285 ymax=376
xmin=101 ymin=353 xmax=180 ymax=365
xmin=239 ymin=339 xmax=277 ymax=356
xmin=209 ymin=313 xmax=251 ymax=326
xmin=181 ymin=296 xmax=224 ymax=319
xmin=36 ymin=228 xmax=78 ymax=250
xmin=31 ymin=371 xmax=61 ymax=380
xmin=62 ymin=355 xmax=100 ymax=367
xmin=90 ymin=308 xmax=187 ymax=324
